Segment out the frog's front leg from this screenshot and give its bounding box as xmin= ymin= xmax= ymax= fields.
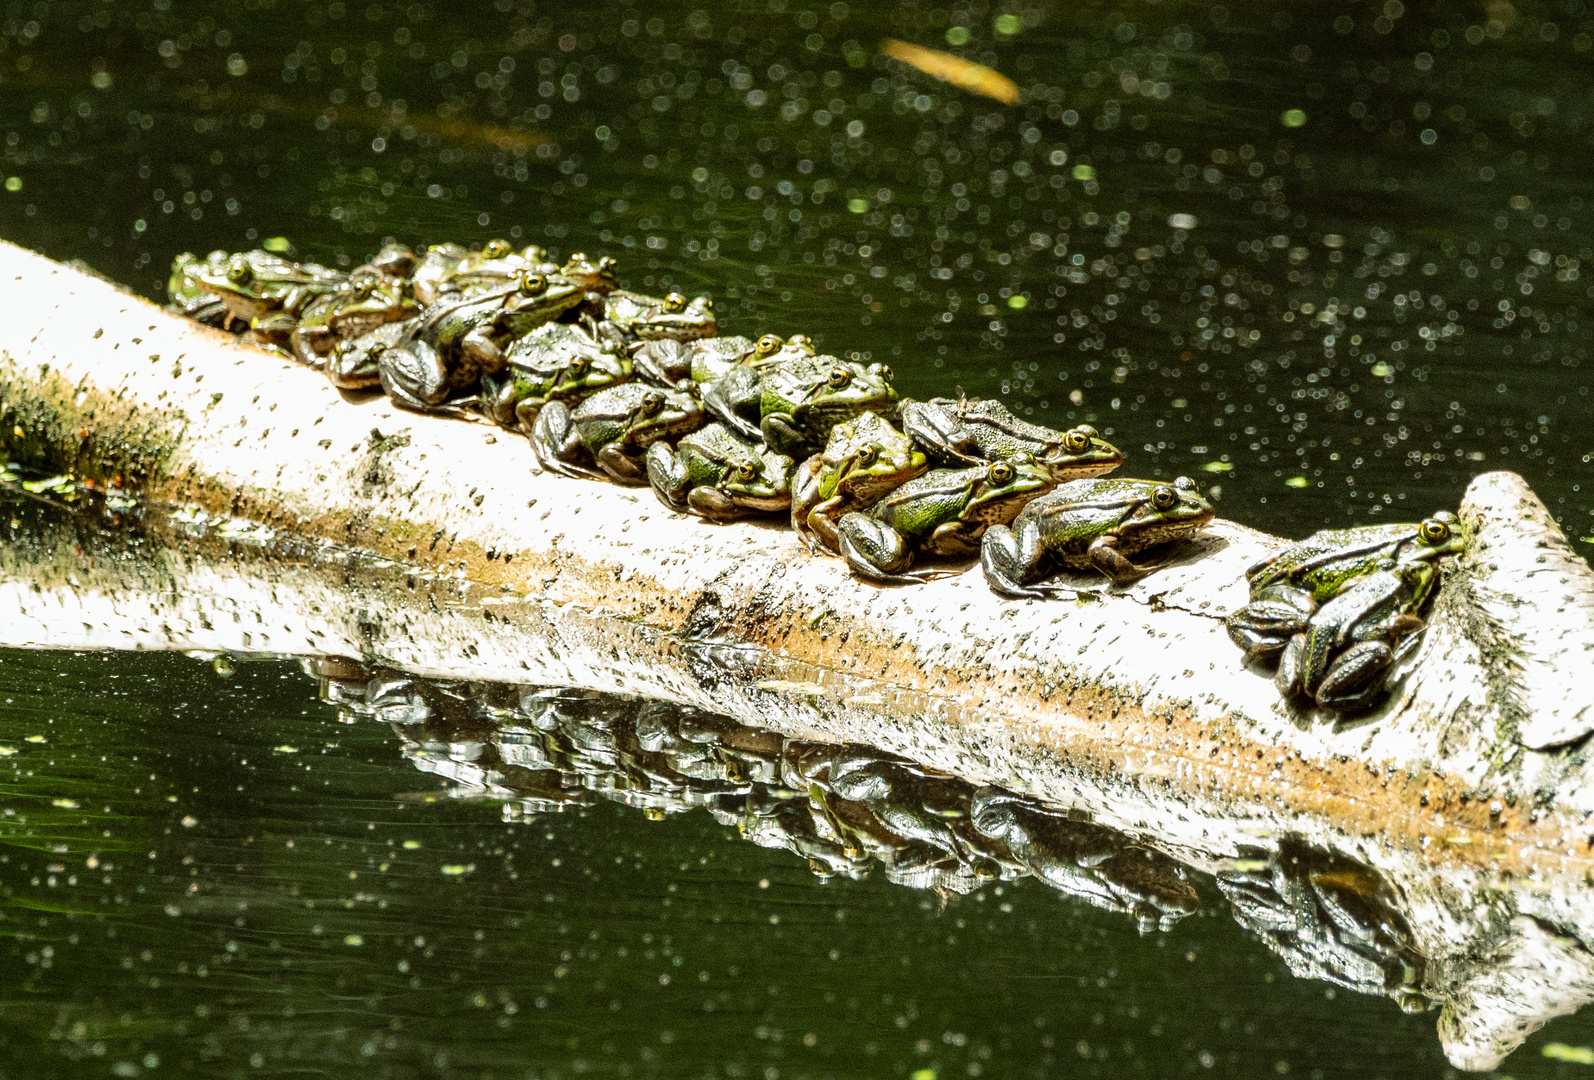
xmin=645 ymin=442 xmax=691 ymax=511
xmin=686 ymin=486 xmax=759 ymax=523
xmin=595 ymin=442 xmax=650 ymax=485
xmin=530 ymin=402 xmax=604 ymax=480
xmin=632 ymin=340 xmax=691 ymax=390
xmin=980 ymin=521 xmax=1049 ymax=598
xmin=789 ymin=455 xmax=827 ymax=551
xmin=923 ymin=519 xmax=985 ymax=559
xmin=1085 ymin=535 xmax=1150 ymax=584
xmin=289 ymin=325 xmax=332 ymax=368
xmin=760 ymin=413 xmax=814 ymax=460
xmin=837 ymin=513 xmax=926 ymax=585
xmin=459 ymin=327 xmax=508 ymax=379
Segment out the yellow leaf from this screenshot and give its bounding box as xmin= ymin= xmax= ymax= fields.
xmin=880 ymin=40 xmax=1019 ymax=105
xmin=1543 ymin=1043 xmax=1594 ymax=1065
xmin=1202 ymin=461 xmax=1234 ymax=473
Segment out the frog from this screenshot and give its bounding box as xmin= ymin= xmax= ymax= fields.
xmin=353 ymin=241 xmax=418 ymax=283
xmin=627 ymin=332 xmax=810 ymax=390
xmin=411 ymin=240 xmax=562 ymax=305
xmin=701 ymin=354 xmax=898 ymax=459
xmin=1273 ymin=561 xmax=1437 ymax=714
xmin=531 ymin=383 xmax=705 ymax=484
xmin=979 ymin=476 xmax=1216 ymax=598
xmin=288 ymin=277 xmax=417 ymax=368
xmin=478 ymin=322 xmax=633 ymax=430
xmin=377 ymin=270 xmax=589 ymax=415
xmin=194 ymin=250 xmax=347 ymax=330
xmin=645 ymin=422 xmax=796 ymax=522
xmin=589 ymin=290 xmax=718 ymax=346
xmin=165 ymin=249 xmax=233 ymax=327
xmin=835 ymin=459 xmax=1056 ymax=585
xmin=1224 ymin=514 xmax=1464 ymax=664
xmin=789 ymin=411 xmax=929 ymax=553
xmin=901 ymin=396 xmax=1125 ymax=481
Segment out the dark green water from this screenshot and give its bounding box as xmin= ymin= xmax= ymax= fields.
xmin=1 ymin=0 xmax=1593 ymax=1075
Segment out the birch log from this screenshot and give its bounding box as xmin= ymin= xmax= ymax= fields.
xmin=3 ymin=239 xmax=1594 ymax=1069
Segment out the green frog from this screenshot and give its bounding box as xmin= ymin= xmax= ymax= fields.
xmin=1273 ymin=562 xmax=1436 ymax=714
xmin=980 ymin=477 xmax=1215 ymax=598
xmin=195 ymin=250 xmax=347 ymax=330
xmin=1225 ymin=514 xmax=1464 ymax=664
xmin=378 ymin=270 xmax=589 ymax=415
xmin=790 ymin=411 xmax=929 ymax=553
xmin=166 ymin=250 xmax=233 ymax=326
xmin=289 ymin=277 xmax=417 ymax=368
xmin=702 ymin=355 xmax=898 ymax=459
xmin=354 ymin=242 xmax=418 ymax=283
xmin=411 ymin=240 xmax=561 ymax=305
xmin=478 ymin=323 xmax=633 ymax=430
xmin=836 ymin=460 xmax=1055 ymax=585
xmin=531 ymin=383 xmax=705 ymax=484
xmin=591 ymin=291 xmax=717 ymax=344
xmin=629 ymin=333 xmax=810 ymax=390
xmin=645 ymin=423 xmax=795 ymax=522
xmin=901 ymin=396 xmax=1124 ymax=481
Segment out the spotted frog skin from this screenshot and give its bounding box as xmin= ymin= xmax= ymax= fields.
xmin=836 ymin=460 xmax=1056 ymax=585
xmin=646 ymin=422 xmax=795 ymax=522
xmin=478 ymin=322 xmax=633 ymax=431
xmin=1224 ymin=514 xmax=1465 ymax=664
xmin=979 ymin=476 xmax=1215 ymax=598
xmin=166 ymin=250 xmax=233 ymax=327
xmin=701 ymin=354 xmax=898 ymax=459
xmin=194 ymin=250 xmax=347 ymax=330
xmin=531 ymin=383 xmax=705 ymax=484
xmin=790 ymin=411 xmax=928 ymax=554
xmin=900 ymin=396 xmax=1124 ymax=482
xmin=289 ymin=278 xmax=417 ymax=368
xmin=411 ymin=240 xmax=561 ymax=305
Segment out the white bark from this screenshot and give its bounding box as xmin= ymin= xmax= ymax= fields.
xmin=3 ymin=239 xmax=1593 ymax=1069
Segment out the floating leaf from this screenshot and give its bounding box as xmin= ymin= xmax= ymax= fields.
xmin=1072 ymin=164 xmax=1096 ymax=182
xmin=1007 ymin=295 xmax=1028 ymax=309
xmin=1202 ymin=461 xmax=1234 ymax=473
xmin=51 ymin=799 xmax=79 ymax=809
xmin=1543 ymin=1043 xmax=1594 ymax=1065
xmin=441 ymin=864 xmax=474 ymax=876
xmin=272 ymin=745 xmax=299 ymax=754
xmin=0 ymin=747 xmax=15 ymax=756
xmin=344 ymin=934 xmax=364 ymax=946
xmin=24 ymin=735 xmax=46 ymax=744
xmin=1285 ymin=476 xmax=1309 ymax=489
xmin=261 ymin=236 xmax=293 ymax=253
xmin=1281 ymin=108 xmax=1308 ymax=127
xmin=1371 ymin=362 xmax=1394 ymax=377
xmin=1168 ymin=213 xmax=1199 ymax=229
xmin=880 ymin=39 xmax=1019 ymax=105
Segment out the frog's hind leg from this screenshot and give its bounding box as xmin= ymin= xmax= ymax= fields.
xmin=980 ymin=522 xmax=1052 ymax=599
xmin=838 ymin=514 xmax=930 ymax=586
xmin=1314 ymin=640 xmax=1397 ymax=714
xmin=379 ymin=342 xmax=455 ymax=414
xmin=645 ymin=442 xmax=691 ymax=511
xmin=530 ymin=401 xmax=607 ymax=481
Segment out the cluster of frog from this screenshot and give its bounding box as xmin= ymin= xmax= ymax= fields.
xmin=167 ymin=240 xmax=1469 ymax=716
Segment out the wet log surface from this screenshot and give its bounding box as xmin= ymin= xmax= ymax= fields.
xmin=3 ymin=239 xmax=1594 ymax=1069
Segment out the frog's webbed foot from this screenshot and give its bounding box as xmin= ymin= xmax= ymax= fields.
xmin=531 ymin=402 xmax=606 ymax=481
xmin=699 ymin=383 xmax=763 ymax=442
xmin=900 ymin=399 xmax=983 ymax=466
xmin=686 ymin=488 xmax=759 ymax=523
xmin=645 ymin=442 xmax=691 ymax=511
xmin=477 ymin=372 xmax=520 ymax=428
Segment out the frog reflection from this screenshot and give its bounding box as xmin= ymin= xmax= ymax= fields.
xmin=306 ymin=661 xmax=1198 ymax=931
xmin=1216 ymin=836 xmax=1428 ymax=1014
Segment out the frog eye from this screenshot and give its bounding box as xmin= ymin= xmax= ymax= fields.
xmin=827 ymin=367 xmax=853 ymax=389
xmin=350 ymin=279 xmax=374 ymax=300
xmin=522 ymin=244 xmax=546 ymax=261
xmin=663 ymin=292 xmax=687 ymax=313
xmin=483 ymin=239 xmax=511 ymax=259
xmin=988 ymin=461 xmax=1015 ymax=484
xmin=568 ymin=356 xmax=590 ymax=376
xmin=226 ymin=260 xmax=253 ymax=286
xmin=788 ymin=334 xmax=813 ymax=352
xmin=519 ymin=272 xmax=548 ymax=295
xmin=640 ymin=392 xmax=665 ymax=416
xmin=756 ymin=334 xmax=783 ymax=356
xmin=1062 ymin=428 xmax=1093 ymax=454
xmin=856 ymin=445 xmax=878 ymax=466
xmin=732 ymin=461 xmax=759 ymax=482
xmin=1418 ymin=518 xmax=1452 ymax=544
xmin=1150 ymin=486 xmax=1180 ymax=511
xmin=877 ymin=365 xmax=894 ymax=383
